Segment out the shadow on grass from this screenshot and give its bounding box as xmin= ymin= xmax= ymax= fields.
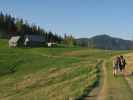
xmin=0 ymin=60 xmax=23 ymax=76
xmin=75 ymin=60 xmax=103 ymax=100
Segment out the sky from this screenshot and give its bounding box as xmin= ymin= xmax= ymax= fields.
xmin=0 ymin=0 xmax=133 ymax=40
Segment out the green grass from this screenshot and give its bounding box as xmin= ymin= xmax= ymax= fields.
xmin=0 ymin=39 xmax=131 ymax=100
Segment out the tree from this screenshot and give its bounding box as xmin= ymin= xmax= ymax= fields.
xmin=63 ymin=34 xmax=76 ymax=47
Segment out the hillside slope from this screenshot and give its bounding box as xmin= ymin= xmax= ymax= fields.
xmin=76 ymin=34 xmax=133 ymax=50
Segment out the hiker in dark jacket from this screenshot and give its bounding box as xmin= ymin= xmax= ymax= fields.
xmin=119 ymin=55 xmax=126 ymax=75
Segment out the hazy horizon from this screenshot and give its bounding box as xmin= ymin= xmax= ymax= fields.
xmin=0 ymin=0 xmax=133 ymax=40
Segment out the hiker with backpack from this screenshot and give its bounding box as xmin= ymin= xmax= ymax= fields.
xmin=119 ymin=55 xmax=126 ymax=75
xmin=113 ymin=55 xmax=127 ymax=77
xmin=113 ymin=56 xmax=121 ymax=76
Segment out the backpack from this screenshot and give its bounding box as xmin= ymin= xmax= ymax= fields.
xmin=114 ymin=57 xmax=120 ymax=66
xmin=121 ymin=58 xmax=126 ymax=66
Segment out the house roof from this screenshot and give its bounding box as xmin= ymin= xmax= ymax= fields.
xmin=26 ymin=35 xmax=45 ymax=42
xmin=9 ymin=36 xmax=20 ymax=43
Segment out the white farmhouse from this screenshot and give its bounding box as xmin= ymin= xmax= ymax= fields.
xmin=9 ymin=36 xmax=20 ymax=48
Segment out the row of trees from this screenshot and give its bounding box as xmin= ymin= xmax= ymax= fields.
xmin=0 ymin=12 xmax=62 ymax=43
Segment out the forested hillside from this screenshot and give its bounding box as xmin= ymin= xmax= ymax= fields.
xmin=0 ymin=12 xmax=62 ymax=43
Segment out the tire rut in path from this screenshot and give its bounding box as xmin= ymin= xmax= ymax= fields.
xmin=124 ymin=53 xmax=133 ymax=93
xmin=125 ymin=77 xmax=133 ymax=92
xmin=84 ymin=60 xmax=107 ymax=100
xmin=96 ymin=60 xmax=107 ymax=100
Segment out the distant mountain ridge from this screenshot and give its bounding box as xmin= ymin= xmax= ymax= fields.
xmin=76 ymin=34 xmax=133 ymax=50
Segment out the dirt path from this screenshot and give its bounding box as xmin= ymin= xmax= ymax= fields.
xmin=96 ymin=60 xmax=107 ymax=100
xmin=81 ymin=53 xmax=133 ymax=100
xmin=83 ymin=60 xmax=107 ymax=100
xmin=105 ymin=56 xmax=133 ymax=100
xmin=85 ymin=54 xmax=133 ymax=100
xmin=125 ymin=77 xmax=133 ymax=92
xmin=96 ymin=55 xmax=133 ymax=100
xmin=124 ymin=53 xmax=133 ymax=93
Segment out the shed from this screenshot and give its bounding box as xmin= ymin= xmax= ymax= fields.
xmin=9 ymin=36 xmax=20 ymax=48
xmin=24 ymin=35 xmax=46 ymax=47
xmin=47 ymin=42 xmax=57 ymax=47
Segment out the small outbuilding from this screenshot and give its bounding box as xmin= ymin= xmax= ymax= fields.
xmin=47 ymin=42 xmax=57 ymax=47
xmin=24 ymin=35 xmax=46 ymax=47
xmin=9 ymin=36 xmax=21 ymax=48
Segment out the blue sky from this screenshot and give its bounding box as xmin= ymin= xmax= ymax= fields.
xmin=0 ymin=0 xmax=133 ymax=40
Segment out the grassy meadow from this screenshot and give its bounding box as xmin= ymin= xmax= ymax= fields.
xmin=0 ymin=39 xmax=131 ymax=100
